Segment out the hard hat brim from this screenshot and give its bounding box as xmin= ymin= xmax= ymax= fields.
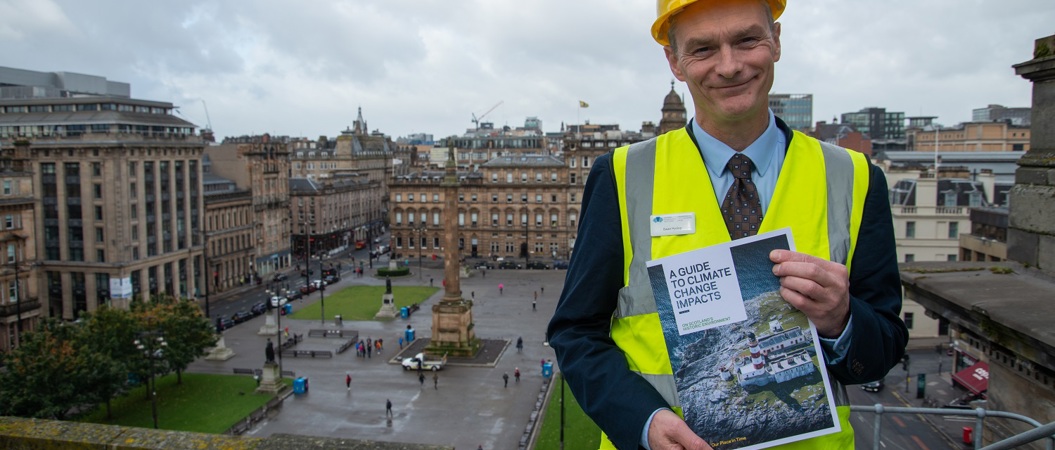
xmin=652 ymin=0 xmax=785 ymax=46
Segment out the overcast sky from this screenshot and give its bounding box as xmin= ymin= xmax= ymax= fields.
xmin=2 ymin=0 xmax=1050 ymax=141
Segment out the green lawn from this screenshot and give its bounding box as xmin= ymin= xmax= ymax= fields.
xmin=289 ymin=285 xmax=440 ymax=321
xmin=536 ymin=373 xmax=601 ymax=450
xmin=80 ymin=373 xmax=276 ymax=433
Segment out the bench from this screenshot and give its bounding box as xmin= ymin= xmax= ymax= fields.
xmin=308 ymin=329 xmax=346 ymax=338
xmin=288 ymin=349 xmax=333 ymax=358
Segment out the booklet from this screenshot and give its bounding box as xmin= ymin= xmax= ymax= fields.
xmin=645 ymin=228 xmax=840 ymax=449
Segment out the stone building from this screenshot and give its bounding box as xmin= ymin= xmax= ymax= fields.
xmin=290 ymin=175 xmax=382 ymax=264
xmin=907 ymin=121 xmax=1030 ymax=153
xmin=207 ymin=135 xmax=291 ymax=279
xmin=658 ymin=82 xmax=688 ymax=135
xmin=201 ymin=172 xmax=253 ymax=294
xmin=0 ymin=140 xmax=40 ymax=353
xmin=0 ymin=94 xmax=205 ymax=318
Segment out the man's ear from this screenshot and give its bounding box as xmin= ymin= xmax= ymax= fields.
xmin=664 ymin=46 xmax=687 ymax=82
xmin=772 ymin=22 xmax=782 ymax=62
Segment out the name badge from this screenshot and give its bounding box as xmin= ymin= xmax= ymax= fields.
xmin=650 ymin=213 xmax=696 ymax=236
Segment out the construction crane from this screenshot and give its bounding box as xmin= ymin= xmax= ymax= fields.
xmin=471 ymin=101 xmax=503 ymax=129
xmin=200 ymin=99 xmax=213 ymax=131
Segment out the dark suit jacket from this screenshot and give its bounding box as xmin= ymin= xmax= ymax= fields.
xmin=546 ymin=120 xmax=908 ymax=449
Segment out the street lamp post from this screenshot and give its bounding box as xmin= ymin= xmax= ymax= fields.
xmin=318 ymin=253 xmax=326 ymax=325
xmin=266 ymin=288 xmax=284 ymax=377
xmin=134 ymin=330 xmax=166 ymax=429
xmin=412 ymin=226 xmax=428 ymax=280
xmin=201 ymin=232 xmax=211 ymax=319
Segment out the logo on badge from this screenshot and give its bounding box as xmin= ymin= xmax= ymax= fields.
xmin=653 ymin=217 xmax=663 ymax=223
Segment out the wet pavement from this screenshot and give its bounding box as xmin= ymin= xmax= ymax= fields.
xmin=188 ymin=261 xmax=566 ymax=450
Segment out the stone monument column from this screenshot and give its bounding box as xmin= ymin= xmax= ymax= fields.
xmin=426 ymin=139 xmax=479 ymax=357
xmin=1010 ymin=35 xmax=1055 ymax=273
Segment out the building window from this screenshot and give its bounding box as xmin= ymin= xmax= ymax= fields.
xmin=459 ymin=194 xmax=465 ymax=202
xmin=506 ymin=174 xmax=513 ymax=183
xmin=948 ymin=222 xmax=959 ymax=239
xmin=408 ymin=194 xmax=414 ymax=202
xmin=507 ymin=194 xmax=513 ymax=203
xmin=536 ymin=194 xmax=542 ymax=203
xmin=947 ymin=254 xmax=958 ymax=262
xmin=396 ymin=194 xmax=402 ymax=202
xmin=905 ymin=254 xmax=914 ymax=262
xmin=6 ymin=243 xmax=14 ymax=264
xmin=570 ymin=173 xmax=577 ymax=184
xmin=535 ymin=173 xmax=542 ymax=182
xmin=2 ymin=180 xmax=10 ymax=195
xmin=396 ymin=212 xmax=403 ymax=225
xmin=433 ymin=212 xmax=440 ymax=226
xmin=506 ymin=213 xmax=513 ymax=226
xmin=521 ymin=194 xmax=528 ymax=203
xmin=94 ymin=183 xmax=103 ymax=199
xmin=471 ymin=212 xmax=478 ymax=226
xmin=551 ymin=173 xmax=557 ymax=182
xmin=408 ymin=212 xmax=415 ymax=224
xmin=396 ymin=237 xmax=403 ymax=248
xmin=905 ymin=221 xmax=915 ymax=238
xmin=96 ymin=227 xmax=104 ymax=243
xmin=471 ymin=194 xmax=477 ymax=201
xmin=492 ymin=194 xmax=498 ymax=202
xmin=492 ymin=213 xmax=499 ymax=226
xmin=93 ymin=162 xmax=102 ymax=177
xmin=904 ymin=312 xmax=914 ymax=329
xmin=492 ymin=174 xmax=498 ymax=183
xmin=95 ymin=206 xmax=103 ymax=221
xmin=434 ymin=194 xmax=440 ymax=202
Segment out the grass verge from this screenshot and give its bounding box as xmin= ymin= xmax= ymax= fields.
xmin=535 ymin=373 xmax=601 ymax=449
xmin=79 ymin=372 xmax=275 ymax=433
xmin=289 ymin=285 xmax=439 ymax=321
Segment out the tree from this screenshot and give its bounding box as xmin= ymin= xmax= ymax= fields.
xmin=138 ymin=295 xmax=215 ymax=385
xmin=0 ymin=319 xmax=96 ymax=420
xmin=79 ymin=306 xmax=140 ymax=419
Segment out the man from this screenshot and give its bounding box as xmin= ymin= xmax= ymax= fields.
xmin=386 ymin=399 xmax=393 ymax=418
xmin=546 ymin=0 xmax=907 ymax=449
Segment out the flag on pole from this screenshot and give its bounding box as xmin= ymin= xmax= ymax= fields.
xmin=579 ymin=100 xmax=589 ymax=108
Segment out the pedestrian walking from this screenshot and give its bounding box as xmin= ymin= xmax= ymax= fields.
xmin=386 ymin=399 xmax=393 ymax=418
xmin=419 ymin=372 xmax=426 ymax=388
xmin=398 ymin=336 xmax=404 ymax=349
xmin=433 ymin=372 xmax=439 ymax=390
xmin=540 ymin=285 xmax=544 ymax=295
xmin=532 ymin=299 xmax=537 ymax=312
xmin=516 ymin=336 xmax=523 ymax=353
xmin=481 ymin=268 xmax=486 ymax=278
xmin=503 ymin=372 xmax=509 ymax=388
xmin=430 ymin=277 xmax=434 ymax=287
xmin=471 ymin=291 xmax=475 ymax=300
xmin=346 ymin=373 xmax=351 ymax=390
xmin=498 ymin=283 xmax=504 ymax=295
xmin=515 ymin=367 xmax=521 ymax=383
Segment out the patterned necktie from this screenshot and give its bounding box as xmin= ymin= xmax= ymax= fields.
xmin=721 ymin=153 xmax=763 ymax=239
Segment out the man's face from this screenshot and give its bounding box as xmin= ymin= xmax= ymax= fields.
xmin=664 ymin=0 xmax=781 ymax=130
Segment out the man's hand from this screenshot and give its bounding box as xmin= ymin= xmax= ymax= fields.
xmin=770 ymin=250 xmax=850 ymax=338
xmin=647 ymin=409 xmax=712 ymax=450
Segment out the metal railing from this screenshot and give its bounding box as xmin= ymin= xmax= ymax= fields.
xmin=852 ymin=404 xmax=1055 ymax=450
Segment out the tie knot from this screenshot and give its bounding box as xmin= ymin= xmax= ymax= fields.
xmin=726 ymin=153 xmax=754 ymax=180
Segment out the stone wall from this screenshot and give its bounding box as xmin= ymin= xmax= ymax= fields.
xmin=0 ymin=416 xmax=453 ymax=450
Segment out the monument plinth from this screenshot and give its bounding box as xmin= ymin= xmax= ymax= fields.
xmin=255 ymin=362 xmax=282 ymax=394
xmin=205 ymin=335 xmax=235 ymax=361
xmin=375 ymin=276 xmax=398 ymax=319
xmin=258 ymin=312 xmax=278 ymax=336
xmin=425 ymin=140 xmax=479 ymax=357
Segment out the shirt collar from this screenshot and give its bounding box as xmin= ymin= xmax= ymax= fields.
xmin=692 ymin=110 xmax=779 ymax=178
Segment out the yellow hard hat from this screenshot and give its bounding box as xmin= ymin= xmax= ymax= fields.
xmin=652 ymin=0 xmax=785 ymax=46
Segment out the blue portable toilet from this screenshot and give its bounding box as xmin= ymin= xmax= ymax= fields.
xmin=405 ymin=327 xmax=415 ymax=343
xmin=542 ymin=361 xmax=553 ymax=379
xmin=400 ymin=306 xmax=409 ymax=319
xmin=293 ymin=377 xmax=307 ymax=394
xmin=283 ymin=303 xmax=292 ymax=315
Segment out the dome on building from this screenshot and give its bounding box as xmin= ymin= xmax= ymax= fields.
xmin=659 ymin=81 xmax=688 ymax=135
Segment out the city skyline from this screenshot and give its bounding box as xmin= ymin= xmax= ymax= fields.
xmin=2 ymin=0 xmax=1050 ymax=140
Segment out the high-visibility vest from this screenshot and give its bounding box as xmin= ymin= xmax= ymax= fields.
xmin=603 ymin=127 xmax=869 ymax=449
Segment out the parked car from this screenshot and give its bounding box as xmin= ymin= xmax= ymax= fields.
xmin=272 ymin=273 xmax=288 ymax=282
xmin=299 ymin=284 xmax=317 ymax=294
xmin=552 ymin=260 xmax=570 ymax=270
xmin=285 ymin=290 xmax=303 ymax=301
xmin=860 ymin=380 xmax=884 ymax=393
xmin=300 ymin=269 xmax=314 ymax=277
xmin=270 ymin=296 xmax=288 ymax=308
xmin=525 ymin=261 xmax=549 ymax=270
xmin=231 ymin=311 xmax=254 ymax=324
xmin=250 ymin=302 xmax=268 ymax=316
xmin=216 ymin=317 xmax=235 ymax=331
xmin=310 ymin=279 xmax=326 ymax=289
xmin=474 ymin=261 xmax=495 ymax=270
xmin=400 ymin=352 xmax=447 ymax=371
xmin=324 ymin=274 xmax=339 ymax=285
xmin=498 ymin=260 xmax=521 ymax=270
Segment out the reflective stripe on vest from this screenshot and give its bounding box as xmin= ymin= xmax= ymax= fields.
xmin=605 ymin=127 xmax=868 ymax=449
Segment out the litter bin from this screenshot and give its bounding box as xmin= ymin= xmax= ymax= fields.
xmin=293 ymin=377 xmax=307 ymax=394
xmin=400 ymin=306 xmax=409 ymax=319
xmin=283 ymin=303 xmax=292 ymax=315
xmin=542 ymin=362 xmax=553 ymax=379
xmin=405 ymin=327 xmax=415 ymax=343
xmin=335 ymin=315 xmax=343 ymax=326
xmin=962 ymin=427 xmax=973 ymax=444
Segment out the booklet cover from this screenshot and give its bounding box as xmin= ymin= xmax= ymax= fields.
xmin=645 ymin=228 xmax=840 ymax=449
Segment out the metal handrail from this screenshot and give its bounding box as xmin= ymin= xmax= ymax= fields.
xmin=851 ymin=404 xmax=1055 ymax=450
